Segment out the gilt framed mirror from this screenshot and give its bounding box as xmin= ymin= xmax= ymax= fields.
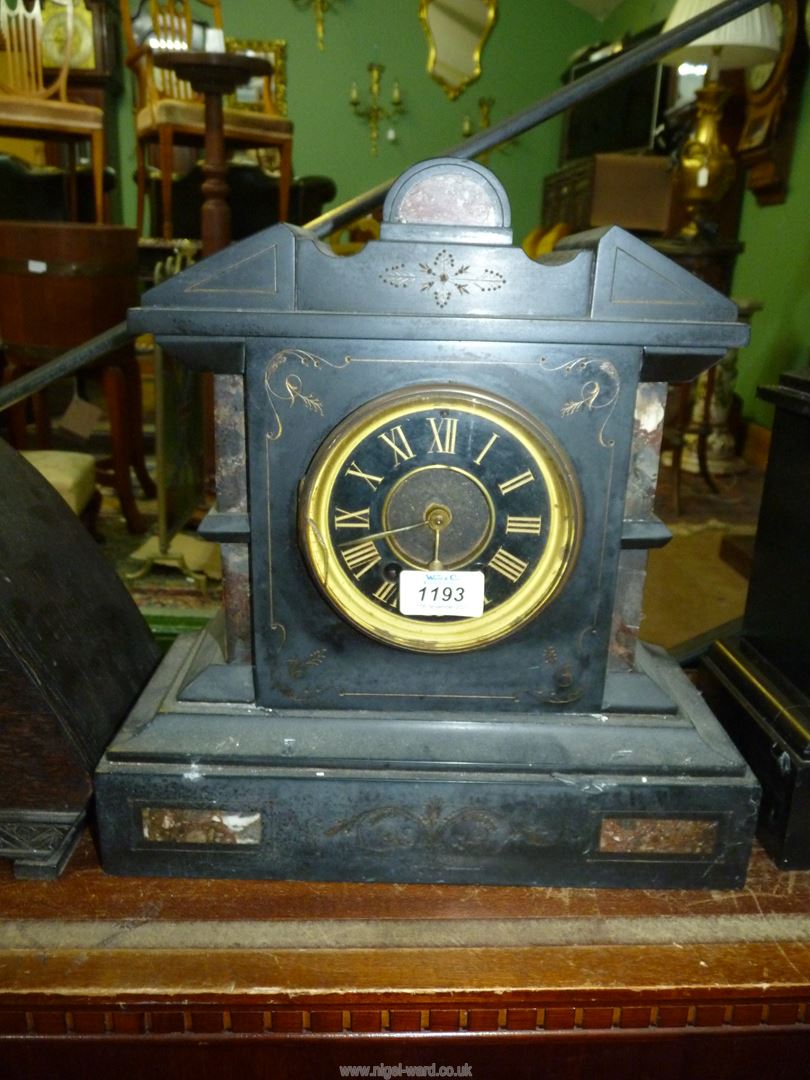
xmin=225 ymin=37 xmax=288 ymax=116
xmin=419 ymin=0 xmax=498 ymax=100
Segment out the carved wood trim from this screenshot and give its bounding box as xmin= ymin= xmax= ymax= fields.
xmin=1 ymin=998 xmax=808 ymax=1038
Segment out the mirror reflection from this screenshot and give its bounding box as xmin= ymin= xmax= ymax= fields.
xmin=420 ymin=0 xmax=498 ymax=100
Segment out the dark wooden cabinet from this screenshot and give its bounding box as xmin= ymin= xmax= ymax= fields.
xmin=700 ymin=369 xmax=810 ymax=868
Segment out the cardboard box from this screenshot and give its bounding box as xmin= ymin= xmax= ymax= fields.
xmin=543 ymin=153 xmax=675 ymax=234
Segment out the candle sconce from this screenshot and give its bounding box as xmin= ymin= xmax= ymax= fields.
xmin=462 ymin=97 xmax=517 ymax=163
xmin=350 ymin=63 xmax=405 ymax=156
xmin=292 ymin=0 xmax=341 ymax=51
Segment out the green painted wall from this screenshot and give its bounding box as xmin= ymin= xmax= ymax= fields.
xmin=112 ymin=1 xmax=807 ymax=426
xmin=114 ymin=1 xmax=597 ymax=243
xmin=605 ymin=0 xmax=810 ymax=427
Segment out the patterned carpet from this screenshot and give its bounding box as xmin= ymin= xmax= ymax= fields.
xmin=654 ymin=460 xmax=764 ymax=533
xmin=96 ymin=485 xmax=221 ymax=623
xmin=643 ymin=463 xmax=763 ymax=652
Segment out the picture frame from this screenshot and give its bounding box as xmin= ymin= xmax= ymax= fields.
xmin=224 ymin=37 xmax=287 ymax=117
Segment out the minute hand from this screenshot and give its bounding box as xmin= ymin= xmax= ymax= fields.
xmin=338 ymin=520 xmax=428 ymax=546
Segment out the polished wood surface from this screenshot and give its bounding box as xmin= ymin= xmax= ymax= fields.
xmin=3 ymin=828 xmax=810 ymax=924
xmin=1 ymin=826 xmax=809 ymax=1076
xmin=0 ymin=221 xmax=155 ymax=531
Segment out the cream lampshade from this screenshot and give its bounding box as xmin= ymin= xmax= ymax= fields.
xmin=664 ymin=0 xmax=780 ymax=72
xmin=662 ymin=0 xmax=780 ymax=236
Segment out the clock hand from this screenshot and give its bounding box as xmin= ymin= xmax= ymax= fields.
xmin=427 ymin=508 xmax=446 ymax=571
xmin=337 ymin=519 xmax=429 ymax=546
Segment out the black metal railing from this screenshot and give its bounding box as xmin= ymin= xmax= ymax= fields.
xmin=0 ymin=0 xmax=766 ymax=415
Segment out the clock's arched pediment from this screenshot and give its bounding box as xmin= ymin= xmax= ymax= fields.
xmin=135 ymin=160 xmax=745 ymax=367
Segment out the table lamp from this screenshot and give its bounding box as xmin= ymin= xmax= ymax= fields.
xmin=662 ymin=0 xmax=779 ymax=237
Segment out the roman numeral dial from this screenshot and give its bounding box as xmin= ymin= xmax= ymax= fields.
xmin=341 ymin=539 xmax=382 ymax=578
xmin=378 ymin=424 xmax=415 ymax=466
xmin=488 ymin=547 xmax=529 ymax=582
xmin=334 ymin=507 xmax=371 ymax=530
xmin=427 ymin=416 xmax=458 ymax=455
xmin=506 ymin=515 xmax=542 ymax=535
xmin=498 ymin=470 xmax=534 ymax=495
xmin=299 ymin=386 xmax=581 ymax=653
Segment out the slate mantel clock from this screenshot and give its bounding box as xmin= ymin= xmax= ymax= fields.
xmin=96 ymin=159 xmax=759 ymax=888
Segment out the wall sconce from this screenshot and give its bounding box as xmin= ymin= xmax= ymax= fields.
xmin=462 ymin=96 xmax=495 ymax=139
xmin=350 ymin=63 xmax=405 ymax=156
xmin=292 ymin=0 xmax=341 ymax=51
xmin=462 ymin=97 xmax=516 ymax=163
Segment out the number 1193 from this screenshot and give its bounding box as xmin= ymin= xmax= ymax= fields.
xmin=419 ymin=585 xmax=465 ymax=603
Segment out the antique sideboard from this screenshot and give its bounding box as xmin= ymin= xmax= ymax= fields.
xmin=0 ymin=830 xmax=809 ymax=1078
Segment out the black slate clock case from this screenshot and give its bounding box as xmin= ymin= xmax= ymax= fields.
xmin=250 ymin=339 xmax=626 ymax=712
xmin=95 ymin=159 xmax=759 ymax=888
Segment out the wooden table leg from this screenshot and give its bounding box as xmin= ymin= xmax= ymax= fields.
xmin=201 ymin=92 xmax=231 ymax=258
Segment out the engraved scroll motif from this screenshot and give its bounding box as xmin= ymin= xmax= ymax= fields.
xmin=327 ymin=799 xmax=564 ymax=854
xmin=264 ymin=348 xmax=350 ymax=441
xmin=287 ymin=648 xmax=327 ymax=680
xmin=380 ymin=248 xmax=506 ymax=308
xmin=542 ymin=356 xmax=620 ymax=448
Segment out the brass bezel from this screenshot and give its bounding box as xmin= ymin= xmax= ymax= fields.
xmin=298 ymin=385 xmax=582 ymax=653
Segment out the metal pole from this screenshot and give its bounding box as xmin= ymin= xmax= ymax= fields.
xmin=0 ymin=323 xmax=132 ymax=413
xmin=0 ymin=0 xmax=768 ymax=413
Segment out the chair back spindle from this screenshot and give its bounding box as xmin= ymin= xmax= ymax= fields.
xmin=150 ymin=0 xmax=195 ymax=102
xmin=119 ymin=0 xmax=293 ymax=239
xmin=0 ymin=1 xmax=105 ymax=223
xmin=0 ymin=0 xmax=73 ymax=100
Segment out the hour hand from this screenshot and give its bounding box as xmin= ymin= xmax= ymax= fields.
xmin=427 ymin=509 xmax=445 ymax=571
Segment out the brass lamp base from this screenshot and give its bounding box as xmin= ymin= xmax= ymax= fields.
xmin=677 ymin=80 xmax=736 ymax=239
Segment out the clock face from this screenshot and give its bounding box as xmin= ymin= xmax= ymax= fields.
xmin=42 ymin=1 xmax=95 ymax=70
xmin=298 ymin=385 xmax=581 ymax=653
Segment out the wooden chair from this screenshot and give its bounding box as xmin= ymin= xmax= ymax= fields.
xmin=119 ymin=0 xmax=294 ymax=240
xmin=0 ymin=0 xmax=105 ymax=223
xmin=0 ymin=220 xmax=156 ymax=534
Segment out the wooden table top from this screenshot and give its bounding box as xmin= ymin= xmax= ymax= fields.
xmin=1 ymin=830 xmax=809 ymax=1006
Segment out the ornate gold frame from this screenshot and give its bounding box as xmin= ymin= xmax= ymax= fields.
xmin=419 ymin=0 xmax=498 ymax=101
xmin=224 ymin=37 xmax=288 ymax=116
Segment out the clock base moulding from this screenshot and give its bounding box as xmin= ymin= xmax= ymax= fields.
xmin=96 ymin=625 xmax=759 ymax=889
xmin=94 ymin=157 xmax=759 ymax=889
